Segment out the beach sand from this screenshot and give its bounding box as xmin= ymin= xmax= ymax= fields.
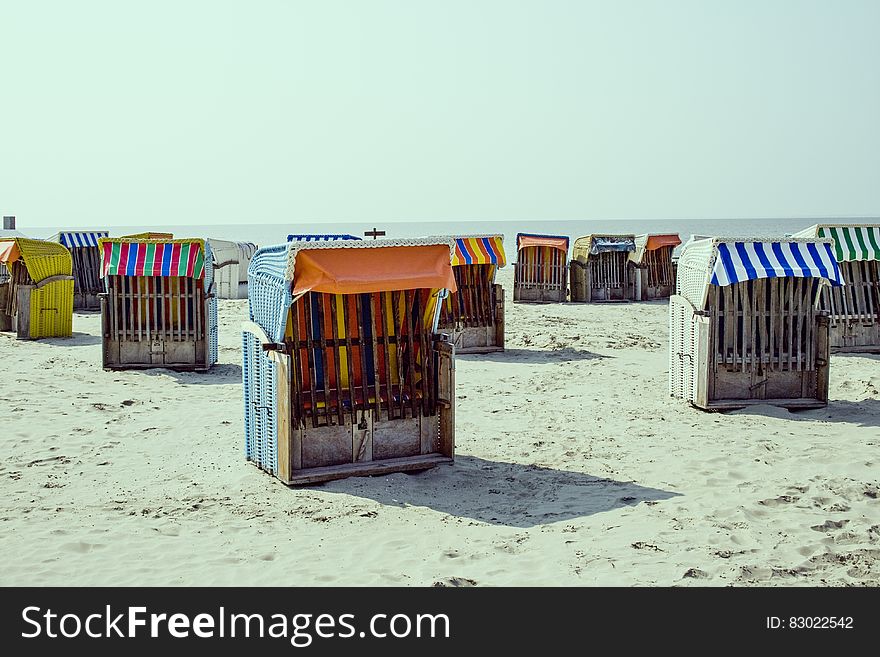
xmin=1 ymin=267 xmax=878 ymax=586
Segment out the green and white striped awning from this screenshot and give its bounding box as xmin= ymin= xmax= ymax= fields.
xmin=795 ymin=225 xmax=880 ymax=262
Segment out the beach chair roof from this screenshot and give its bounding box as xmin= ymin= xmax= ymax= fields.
xmin=250 ymin=237 xmax=456 ymax=295
xmin=516 ymin=233 xmax=569 ymax=253
xmin=287 ymin=234 xmax=361 ymax=242
xmin=677 ymin=236 xmax=843 ymax=311
xmin=207 ymin=238 xmax=258 ymax=265
xmin=119 ymin=232 xmax=175 ymax=240
xmin=0 ymin=237 xmax=72 ymax=281
xmin=571 ymin=234 xmax=636 ymax=263
xmin=248 ymin=238 xmax=457 ymax=343
xmin=630 ymin=233 xmax=682 ymax=264
xmin=793 ymin=223 xmax=880 ymax=262
xmin=98 ymin=237 xmax=208 ymax=279
xmin=50 ymin=231 xmax=109 ymax=248
xmin=440 ymin=235 xmax=506 ymax=268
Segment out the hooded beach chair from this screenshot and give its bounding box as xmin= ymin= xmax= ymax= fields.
xmin=98 ymin=236 xmax=217 ymax=371
xmin=513 ymin=233 xmax=569 ymax=303
xmin=793 ymin=224 xmax=880 ymax=353
xmin=207 ymin=238 xmax=258 ymax=299
xmin=242 ymin=238 xmax=457 ymax=485
xmin=50 ymin=231 xmax=109 ymax=310
xmin=437 ymin=235 xmax=506 ymax=353
xmin=629 ymin=233 xmax=682 ymax=301
xmin=0 ymin=237 xmax=74 ymax=339
xmin=670 ymin=236 xmax=843 ymax=410
xmin=569 ymin=234 xmax=638 ymax=302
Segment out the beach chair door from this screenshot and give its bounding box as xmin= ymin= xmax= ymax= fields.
xmin=243 ymin=326 xmax=279 ymax=475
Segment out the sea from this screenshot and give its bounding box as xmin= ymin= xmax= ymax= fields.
xmin=21 ymin=216 xmax=879 ymax=254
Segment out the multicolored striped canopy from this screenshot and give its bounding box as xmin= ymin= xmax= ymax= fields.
xmin=709 ymin=240 xmax=843 ymax=287
xmin=451 ymin=235 xmax=506 ymax=267
xmin=99 ymin=239 xmax=206 ymax=279
xmin=804 ymin=225 xmax=880 ymax=262
xmin=53 ymin=231 xmax=109 ymax=248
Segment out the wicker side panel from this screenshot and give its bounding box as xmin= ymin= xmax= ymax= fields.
xmin=242 ymin=331 xmax=278 ymax=475
xmin=208 ymin=296 xmax=219 ymax=366
xmin=204 ymin=242 xmax=218 ymax=366
xmin=676 ymin=238 xmax=714 ymax=309
xmin=30 ymin=279 xmax=74 ymax=338
xmin=669 ymin=294 xmax=696 ymax=402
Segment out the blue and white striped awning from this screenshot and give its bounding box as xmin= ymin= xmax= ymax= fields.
xmin=710 ymin=241 xmax=843 ymax=287
xmin=287 ymin=234 xmax=361 ymax=242
xmin=54 ymin=231 xmax=109 ymax=248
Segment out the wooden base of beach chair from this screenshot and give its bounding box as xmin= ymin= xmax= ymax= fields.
xmin=640 ymin=284 xmax=676 ymax=301
xmin=700 ymin=398 xmax=827 ymax=412
xmin=828 ymin=323 xmax=880 ymax=353
xmin=512 ymin=288 xmax=566 ymax=303
xmin=102 ymin=338 xmax=211 ymax=372
xmin=278 ymin=454 xmax=454 ymax=486
xmin=102 ymin=361 xmax=212 ymax=373
xmin=451 ymin=326 xmax=505 ymax=353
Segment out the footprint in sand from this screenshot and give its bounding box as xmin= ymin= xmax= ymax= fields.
xmin=758 ymin=495 xmax=799 ymax=507
xmin=432 ymin=577 xmax=477 ymax=587
xmin=810 ymin=519 xmax=849 ymax=532
xmin=61 ymin=541 xmax=105 ymax=553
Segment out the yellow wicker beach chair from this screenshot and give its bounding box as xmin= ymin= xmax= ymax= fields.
xmin=0 ymin=238 xmax=74 ymax=339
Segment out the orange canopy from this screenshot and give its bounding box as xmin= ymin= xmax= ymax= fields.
xmin=644 ymin=234 xmax=681 ymax=251
xmin=292 ymin=244 xmax=457 ymax=296
xmin=517 ymin=234 xmax=569 ymax=252
xmin=0 ymin=239 xmax=21 ymax=264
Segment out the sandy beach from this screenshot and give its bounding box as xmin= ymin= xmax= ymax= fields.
xmin=1 ymin=267 xmax=878 ymax=586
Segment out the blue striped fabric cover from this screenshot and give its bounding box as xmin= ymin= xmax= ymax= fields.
xmin=287 ymin=234 xmax=361 ymax=242
xmin=710 ymin=241 xmax=843 ymax=287
xmin=55 ymin=231 xmax=109 ymax=248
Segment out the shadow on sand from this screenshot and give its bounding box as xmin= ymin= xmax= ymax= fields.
xmin=131 ymin=362 xmax=243 ymax=385
xmin=728 ymin=398 xmax=880 ymax=429
xmin=457 ymin=347 xmax=605 ymax=364
xmin=316 ymin=455 xmax=678 ymax=528
xmin=42 ymin=332 xmax=102 ymax=347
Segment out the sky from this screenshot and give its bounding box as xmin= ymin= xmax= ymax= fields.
xmin=1 ymin=0 xmax=879 ymax=228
